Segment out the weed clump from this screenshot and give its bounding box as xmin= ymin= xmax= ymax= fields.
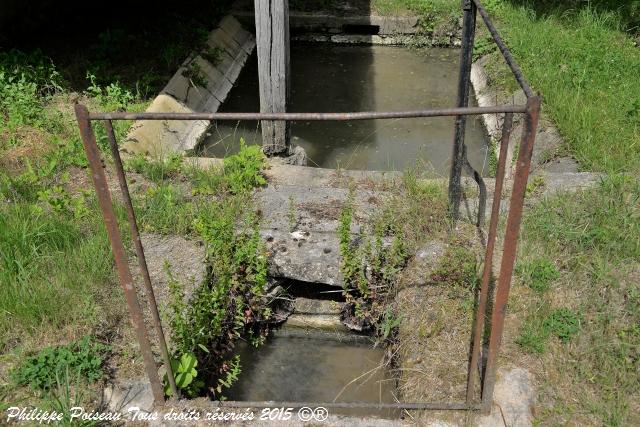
xmin=516 ymin=257 xmax=560 ymax=293
xmin=516 ymin=307 xmax=582 ymax=354
xmin=11 ymin=337 xmax=108 ymax=391
xmin=338 ymin=187 xmax=408 ymax=335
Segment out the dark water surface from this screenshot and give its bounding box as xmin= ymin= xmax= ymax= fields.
xmin=199 ymin=44 xmax=488 ymax=175
xmin=225 ymin=330 xmax=398 ymax=418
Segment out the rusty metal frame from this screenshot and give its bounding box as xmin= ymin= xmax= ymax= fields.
xmin=73 ymin=0 xmax=539 ymax=415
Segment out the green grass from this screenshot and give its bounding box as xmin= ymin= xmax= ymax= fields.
xmin=515 ymin=176 xmax=640 ymax=425
xmin=515 ymin=256 xmax=560 ymax=292
xmin=0 ymin=202 xmax=113 ymax=350
xmin=486 ymin=2 xmax=640 ymax=173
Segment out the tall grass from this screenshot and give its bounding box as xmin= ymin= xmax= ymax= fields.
xmin=488 ymin=3 xmax=640 ymax=173
xmin=0 ymin=202 xmax=113 ymax=350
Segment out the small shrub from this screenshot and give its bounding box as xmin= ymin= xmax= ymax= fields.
xmin=11 ymin=337 xmax=108 ymax=391
xmin=215 ymin=355 xmax=241 ymax=397
xmin=380 ymin=308 xmax=402 ymax=341
xmin=201 ymin=47 xmax=224 ymax=66
xmin=167 ymin=197 xmax=268 ymax=398
xmin=516 ymin=257 xmax=560 ymax=292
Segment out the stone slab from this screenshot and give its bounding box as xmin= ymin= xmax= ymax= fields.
xmin=121 ymin=94 xmax=209 ymax=157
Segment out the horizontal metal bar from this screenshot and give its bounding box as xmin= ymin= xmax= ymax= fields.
xmin=210 ymin=401 xmax=481 ymax=410
xmin=472 ymin=0 xmax=535 ymax=98
xmin=88 ymin=105 xmax=527 ymax=122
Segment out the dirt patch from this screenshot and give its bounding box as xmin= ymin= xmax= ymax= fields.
xmin=0 ymin=126 xmax=54 ymax=175
xmin=298 ymin=199 xmax=345 ymax=221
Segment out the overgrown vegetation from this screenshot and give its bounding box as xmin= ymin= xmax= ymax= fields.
xmin=144 ymin=145 xmax=272 ymax=399
xmin=337 ymin=171 xmax=452 ymax=337
xmin=373 ymin=0 xmax=460 ymax=33
xmin=0 ymin=3 xmax=237 ymax=407
xmin=338 ymin=187 xmax=408 ymax=334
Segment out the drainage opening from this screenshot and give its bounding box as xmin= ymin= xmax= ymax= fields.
xmin=214 ymin=278 xmax=399 ymax=418
xmin=342 ymin=24 xmax=380 ymax=35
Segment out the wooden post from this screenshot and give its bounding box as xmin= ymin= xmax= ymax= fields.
xmin=255 ymin=0 xmax=290 ymax=155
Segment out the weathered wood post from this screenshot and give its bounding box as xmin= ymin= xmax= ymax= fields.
xmin=255 ymin=0 xmax=291 ymax=155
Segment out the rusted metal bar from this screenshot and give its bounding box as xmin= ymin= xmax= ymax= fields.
xmin=472 ymin=0 xmax=534 ymax=99
xmin=481 ymin=97 xmax=540 ymax=414
xmin=463 ymin=154 xmax=487 ymax=227
xmin=466 ymin=112 xmax=513 ymax=403
xmin=73 ymin=104 xmax=165 ymax=405
xmin=213 ymin=401 xmax=481 ymax=410
xmin=104 ymin=120 xmax=179 ymax=399
xmin=88 ymin=105 xmax=527 ymax=122
xmin=449 ymin=0 xmax=478 ymax=221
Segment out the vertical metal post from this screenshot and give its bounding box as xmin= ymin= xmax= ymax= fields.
xmin=74 ymin=104 xmax=165 ymax=405
xmin=481 ymin=97 xmax=540 ymax=414
xmin=466 ymin=113 xmax=513 ymax=403
xmin=449 ymin=0 xmax=477 ymax=220
xmin=104 ymin=120 xmax=179 ymax=399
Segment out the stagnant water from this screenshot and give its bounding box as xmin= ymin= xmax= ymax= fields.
xmin=226 ymin=327 xmax=398 ymax=417
xmin=199 ymin=44 xmax=488 ymax=174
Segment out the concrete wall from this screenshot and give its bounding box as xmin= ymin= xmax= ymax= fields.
xmin=121 ymin=16 xmax=255 ymax=158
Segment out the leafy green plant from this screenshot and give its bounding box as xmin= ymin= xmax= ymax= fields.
xmin=201 ymin=47 xmax=224 ymax=66
xmin=181 ymin=61 xmax=208 ymax=88
xmin=338 ymin=187 xmax=408 ymax=334
xmin=11 ymin=337 xmax=108 ymax=391
xmin=526 ymin=175 xmax=546 ymax=196
xmin=167 ymin=194 xmax=269 ymax=398
xmin=86 ymin=72 xmax=134 ymax=110
xmin=516 ymin=257 xmax=560 ymax=292
xmin=163 ymin=353 xmax=204 ymax=398
xmin=222 ymin=139 xmax=267 ymax=194
xmin=0 ymin=72 xmax=42 ymax=127
xmin=473 ymin=35 xmax=497 ymax=60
